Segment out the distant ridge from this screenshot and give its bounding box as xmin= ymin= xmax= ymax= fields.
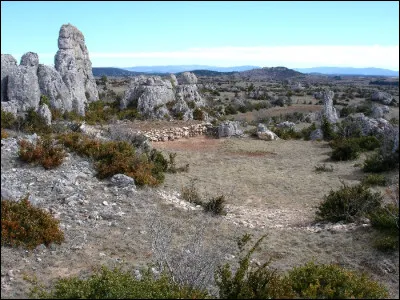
xmin=123 ymin=65 xmax=260 ymax=73
xmin=294 ymin=67 xmax=399 ymax=77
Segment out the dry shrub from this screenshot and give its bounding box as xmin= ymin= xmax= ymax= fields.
xmin=1 ymin=128 xmax=9 ymax=139
xmin=18 ymin=137 xmax=66 ymax=169
xmin=1 ymin=196 xmax=65 ymax=250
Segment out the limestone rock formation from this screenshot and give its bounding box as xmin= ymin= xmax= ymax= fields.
xmin=1 ymin=24 xmax=98 ymax=118
xmin=121 ymin=72 xmax=204 ymax=120
xmin=319 ymin=89 xmax=339 ymax=123
xmin=371 ymin=91 xmax=394 ymax=105
xmin=55 ymin=23 xmax=98 ymax=115
xmin=342 ymin=113 xmax=392 ymax=137
xmin=218 ymin=121 xmax=243 ymax=138
xmin=276 ymin=121 xmax=296 ymax=129
xmin=37 ymin=64 xmax=73 ymax=113
xmin=310 ymin=128 xmax=324 ymax=141
xmin=37 ymin=104 xmax=52 ymax=125
xmin=6 ymin=52 xmax=41 ymax=113
xmin=1 ymin=54 xmax=18 ymax=103
xmin=256 ymin=123 xmax=279 ymax=141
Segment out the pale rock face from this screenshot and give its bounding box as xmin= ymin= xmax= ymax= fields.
xmin=1 ymin=54 xmax=18 ymax=103
xmin=7 ymin=61 xmax=41 ymax=113
xmin=310 ymin=128 xmax=324 ymax=140
xmin=20 ymin=52 xmax=39 ymax=67
xmin=181 ymin=72 xmax=198 ymax=84
xmin=218 ymin=121 xmax=243 ymax=138
xmin=371 ymin=91 xmax=393 ymax=105
xmin=256 ymin=123 xmax=279 ymax=141
xmin=55 ymin=23 xmax=98 ymax=115
xmin=37 ymin=64 xmax=72 ymax=113
xmin=170 ymin=74 xmax=178 ymax=87
xmin=37 ymin=104 xmax=52 ymax=125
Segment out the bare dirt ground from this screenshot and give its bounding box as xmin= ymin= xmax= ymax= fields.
xmin=154 ymin=135 xmax=399 ymax=298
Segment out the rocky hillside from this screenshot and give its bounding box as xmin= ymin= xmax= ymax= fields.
xmin=240 ymin=67 xmax=305 ymax=81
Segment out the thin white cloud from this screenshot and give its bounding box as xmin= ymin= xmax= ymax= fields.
xmin=88 ymin=45 xmax=399 ymax=70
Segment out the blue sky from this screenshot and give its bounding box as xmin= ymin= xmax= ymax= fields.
xmin=1 ymin=1 xmax=399 ymax=70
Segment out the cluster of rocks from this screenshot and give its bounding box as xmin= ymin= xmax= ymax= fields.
xmin=371 ymin=90 xmax=395 ymax=106
xmin=142 ymin=123 xmax=214 ymax=142
xmin=1 ymin=24 xmax=98 ymax=121
xmin=217 ymin=121 xmax=243 ymax=138
xmin=120 ymin=72 xmax=205 ymax=120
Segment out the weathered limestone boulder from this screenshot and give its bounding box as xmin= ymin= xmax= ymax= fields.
xmin=37 ymin=64 xmax=72 ymax=113
xmin=342 ymin=113 xmax=392 ymax=137
xmin=172 ymin=100 xmax=192 ymax=121
xmin=371 ymin=105 xmax=390 ymax=119
xmin=1 ymin=54 xmax=18 ymax=102
xmin=181 ymin=72 xmax=198 ymax=84
xmin=170 ymin=74 xmax=178 ymax=87
xmin=55 ymin=23 xmax=98 ymax=115
xmin=371 ymin=91 xmax=393 ymax=105
xmin=256 ymin=123 xmax=279 ymax=141
xmin=6 ymin=52 xmax=41 ymax=113
xmin=121 ymin=76 xmax=175 ymax=118
xmin=37 ymin=104 xmax=52 ymax=125
xmin=310 ymin=128 xmax=324 ymax=140
xmin=110 ymin=174 xmax=135 ymax=187
xmin=318 ymin=90 xmax=339 ymax=123
xmin=218 ymin=121 xmax=243 ymax=138
xmin=175 ymin=84 xmax=204 ymax=107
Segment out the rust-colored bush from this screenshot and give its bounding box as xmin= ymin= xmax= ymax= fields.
xmin=18 ymin=137 xmax=66 ymax=169
xmin=1 ymin=197 xmax=65 ymax=250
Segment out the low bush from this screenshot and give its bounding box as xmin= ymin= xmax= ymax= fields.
xmin=18 ymin=137 xmax=66 ymax=170
xmin=203 ymin=195 xmax=226 ymax=215
xmin=193 ymin=108 xmax=205 ymax=121
xmin=287 ymin=261 xmax=388 ymax=299
xmin=19 ymin=108 xmax=53 ymax=135
xmin=363 ymin=151 xmax=399 ymax=173
xmin=1 ymin=128 xmax=8 ymax=139
xmin=301 ymin=123 xmax=317 ymax=140
xmin=57 ymin=132 xmax=166 ymax=186
xmin=271 ymin=127 xmax=302 ymax=140
xmin=314 ymin=164 xmax=334 ymax=173
xmin=28 ymin=266 xmax=207 ymax=299
xmin=361 ymin=174 xmax=387 ymax=186
xmin=373 ymin=235 xmax=399 ymax=252
xmin=181 ymin=179 xmax=203 ymax=206
xmin=321 ymin=116 xmax=337 ymax=141
xmin=315 ymin=183 xmax=383 ymax=223
xmin=330 ymin=139 xmax=360 ymax=161
xmin=1 ymin=109 xmax=16 ymax=129
xmin=215 ymin=234 xmax=295 ymax=299
xmin=1 ymin=196 xmax=65 ymax=250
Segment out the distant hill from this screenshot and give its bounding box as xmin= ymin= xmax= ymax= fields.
xmin=294 ymin=67 xmax=399 ymax=77
xmin=123 ymin=65 xmax=260 ymax=74
xmin=240 ymin=66 xmax=305 ymax=80
xmin=178 ymin=69 xmax=238 ymax=77
xmin=92 ymin=67 xmax=139 ymax=77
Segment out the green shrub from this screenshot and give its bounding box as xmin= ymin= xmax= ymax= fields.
xmin=363 ymin=152 xmax=399 ymax=173
xmin=57 ymin=132 xmax=165 ymax=186
xmin=215 ymin=234 xmax=295 ymax=299
xmin=330 ymin=139 xmax=360 ymax=161
xmin=361 ymin=174 xmax=387 ymax=186
xmin=193 ymin=108 xmax=205 ymax=121
xmin=28 ymin=265 xmax=207 ymax=299
xmin=1 ymin=109 xmax=17 ymax=129
xmin=315 ymin=183 xmax=383 ymax=223
xmin=1 ymin=196 xmax=65 ymax=250
xmin=321 ymin=116 xmax=337 ymax=141
xmin=225 ymin=104 xmax=238 ymax=115
xmin=355 ymin=136 xmax=381 ymax=151
xmin=271 ymin=127 xmax=302 ymax=140
xmin=286 ymin=261 xmax=388 ymax=299
xmin=369 ymin=204 xmax=398 ymax=232
xmin=20 ymin=108 xmax=53 ymax=135
xmin=18 ymin=137 xmax=66 ymax=170
xmin=203 ymin=195 xmax=226 ymax=215
xmin=301 ymin=123 xmax=317 ymax=140
xmin=181 ymin=179 xmax=203 ymax=206
xmin=372 ymin=235 xmax=399 ymax=252
xmin=39 ymin=95 xmax=50 ymax=106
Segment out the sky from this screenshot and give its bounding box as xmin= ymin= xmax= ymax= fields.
xmin=1 ymin=1 xmax=399 ymax=70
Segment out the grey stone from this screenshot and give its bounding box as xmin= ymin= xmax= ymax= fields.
xmin=181 ymin=72 xmax=198 ymax=84
xmin=320 ymin=90 xmax=339 ymax=123
xmin=1 ymin=54 xmax=18 ymax=102
xmin=256 ymin=124 xmax=278 ymax=141
xmin=169 ymin=74 xmax=178 ymax=87
xmin=276 ymin=121 xmax=296 ymax=129
xmin=218 ymin=121 xmax=243 ymax=138
xmin=110 ymin=174 xmax=135 ymax=187
xmin=20 ymin=52 xmax=39 ymax=67
xmin=37 ymin=104 xmax=52 ymax=125
xmin=310 ymin=128 xmax=324 ymax=140
xmin=371 ymin=91 xmax=393 ymax=105
xmin=55 ymin=23 xmax=98 ymax=115
xmin=37 ymin=64 xmax=72 ymax=113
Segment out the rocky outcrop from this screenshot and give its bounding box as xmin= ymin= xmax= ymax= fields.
xmin=55 ymin=23 xmax=99 ymax=115
xmin=310 ymin=128 xmax=324 ymax=141
xmin=37 ymin=104 xmax=52 ymax=125
xmin=1 ymin=24 xmax=98 ymax=119
xmin=371 ymin=105 xmax=390 ymax=119
xmin=276 ymin=121 xmax=296 ymax=129
xmin=341 ymin=113 xmax=393 ymax=137
xmin=318 ymin=90 xmax=339 ymax=123
xmin=37 ymin=64 xmax=73 ymax=113
xmin=371 ymin=91 xmax=393 ymax=105
xmin=218 ymin=121 xmax=243 ymax=138
xmin=256 ymin=123 xmax=279 ymax=141
xmin=6 ymin=52 xmax=41 ymax=113
xmin=1 ymin=54 xmax=18 ymax=103
xmin=121 ymin=72 xmax=204 ymax=120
